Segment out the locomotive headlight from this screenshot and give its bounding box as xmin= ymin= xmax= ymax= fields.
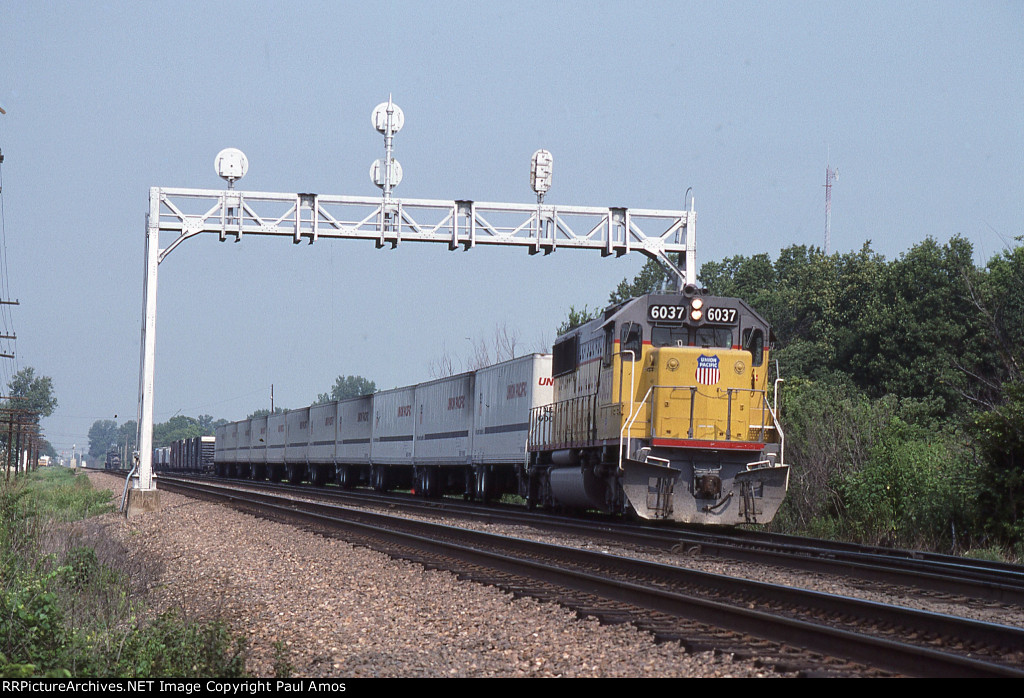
xmin=666 ymin=358 xmax=680 ymax=371
xmin=690 ymin=309 xmax=703 ymax=321
xmin=690 ymin=298 xmax=704 ymax=311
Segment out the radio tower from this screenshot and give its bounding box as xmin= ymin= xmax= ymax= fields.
xmin=824 ymin=161 xmax=838 ymax=254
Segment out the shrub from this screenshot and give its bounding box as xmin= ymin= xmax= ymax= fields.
xmin=1 ymin=468 xmax=249 ymax=677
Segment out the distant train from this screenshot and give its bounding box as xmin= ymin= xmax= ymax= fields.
xmin=195 ymin=286 xmax=789 ymax=525
xmin=154 ymin=436 xmax=215 ymax=475
xmin=104 ymin=449 xmax=121 ymax=470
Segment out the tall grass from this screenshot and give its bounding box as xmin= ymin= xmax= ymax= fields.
xmin=1 ymin=467 xmax=247 ymax=677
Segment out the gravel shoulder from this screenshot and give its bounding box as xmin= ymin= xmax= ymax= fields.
xmin=211 ymin=478 xmax=1024 ymax=629
xmin=84 ymin=472 xmax=789 ymax=678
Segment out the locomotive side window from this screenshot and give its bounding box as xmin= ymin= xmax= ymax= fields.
xmin=695 ymin=327 xmax=732 ymax=348
xmin=603 ymin=325 xmax=614 ymax=367
xmin=651 ymin=326 xmax=688 ymax=347
xmin=553 ymin=335 xmax=579 ymax=376
xmin=621 ymin=322 xmax=642 ymax=361
xmin=742 ymin=328 xmax=765 ymax=366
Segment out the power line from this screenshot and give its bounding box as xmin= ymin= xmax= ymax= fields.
xmin=0 ymin=128 xmax=17 ymax=385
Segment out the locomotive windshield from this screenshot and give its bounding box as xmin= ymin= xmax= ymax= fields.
xmin=742 ymin=327 xmax=765 ymax=366
xmin=620 ymin=322 xmax=643 ymax=360
xmin=696 ymin=327 xmax=733 ymax=348
xmin=651 ymin=326 xmax=733 ymax=348
xmin=650 ymin=326 xmax=734 ymax=348
xmin=651 ymin=326 xmax=687 ymax=347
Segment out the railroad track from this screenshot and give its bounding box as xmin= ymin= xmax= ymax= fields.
xmin=161 ymin=472 xmax=1024 ymax=607
xmin=157 ymin=475 xmax=1024 ymax=678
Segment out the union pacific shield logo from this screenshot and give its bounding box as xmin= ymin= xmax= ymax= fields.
xmin=696 ymin=355 xmax=720 ymax=385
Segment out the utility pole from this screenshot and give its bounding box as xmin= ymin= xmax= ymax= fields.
xmin=824 ymin=161 xmax=838 ymax=254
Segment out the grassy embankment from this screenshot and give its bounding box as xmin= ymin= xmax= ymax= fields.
xmin=0 ymin=467 xmax=247 ymax=677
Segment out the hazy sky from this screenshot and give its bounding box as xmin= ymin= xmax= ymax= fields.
xmin=1 ymin=1 xmax=1021 ymax=456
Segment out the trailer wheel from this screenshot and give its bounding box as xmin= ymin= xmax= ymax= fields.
xmin=337 ymin=465 xmax=355 ymax=489
xmin=476 ymin=465 xmax=492 ymax=504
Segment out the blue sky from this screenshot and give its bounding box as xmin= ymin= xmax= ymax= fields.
xmin=1 ymin=1 xmax=1021 ymax=457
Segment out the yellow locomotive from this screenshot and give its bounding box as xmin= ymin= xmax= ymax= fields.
xmin=526 ymin=284 xmax=789 ymax=524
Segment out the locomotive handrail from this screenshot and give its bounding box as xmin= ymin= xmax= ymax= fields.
xmin=617 ymin=349 xmax=637 ymax=416
xmin=718 ymin=386 xmax=771 ymax=441
xmin=770 ymin=378 xmax=785 ymax=464
xmin=616 ymin=382 xmax=786 ymax=469
xmin=615 ymin=348 xmax=638 ymax=471
xmin=619 ymin=384 xmax=655 ymax=472
xmin=528 ymin=395 xmax=596 ymax=449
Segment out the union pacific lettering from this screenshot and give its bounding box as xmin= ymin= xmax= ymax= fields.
xmin=538 ymin=377 xmax=553 ymax=386
xmin=448 ymin=395 xmax=466 ymax=410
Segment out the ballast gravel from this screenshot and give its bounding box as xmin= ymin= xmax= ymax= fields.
xmin=84 ymin=473 xmax=789 ymax=678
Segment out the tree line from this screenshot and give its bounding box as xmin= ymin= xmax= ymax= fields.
xmin=87 ymin=375 xmax=379 ymax=459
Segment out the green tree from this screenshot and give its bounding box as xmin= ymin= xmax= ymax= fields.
xmin=966 ymin=244 xmax=1024 ymax=406
xmin=5 ymin=367 xmax=57 ymax=422
xmin=247 ymin=407 xmax=286 ymax=419
xmin=38 ymin=437 xmax=57 ymax=460
xmin=314 ymin=375 xmax=376 ymax=404
xmin=555 ymin=305 xmax=599 ymax=336
xmin=849 ymin=236 xmax=981 ymax=414
xmin=117 ymin=420 xmax=137 ymax=453
xmin=152 ymin=416 xmax=203 ymax=448
xmin=608 ymin=258 xmax=674 ymax=305
xmin=971 ymin=381 xmax=1024 ymax=546
xmin=87 ymin=420 xmax=119 ymax=458
xmin=196 ymin=414 xmax=227 ymax=435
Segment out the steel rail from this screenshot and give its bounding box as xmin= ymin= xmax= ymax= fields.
xmin=161 ymin=477 xmax=1024 ymax=678
xmin=161 ymin=472 xmax=1024 ymax=605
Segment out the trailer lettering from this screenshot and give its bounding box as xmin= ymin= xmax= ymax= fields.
xmin=397 ymin=405 xmax=412 ymax=418
xmin=507 ymin=381 xmax=528 ymax=399
xmin=448 ymin=395 xmax=466 ymax=410
xmin=538 ymin=377 xmax=554 ymax=386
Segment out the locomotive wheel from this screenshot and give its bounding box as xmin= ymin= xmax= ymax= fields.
xmin=251 ymin=464 xmax=266 ymax=481
xmin=267 ymin=464 xmax=283 ymax=483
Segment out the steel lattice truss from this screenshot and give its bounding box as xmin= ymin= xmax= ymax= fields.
xmin=152 ymin=187 xmax=696 ymax=281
